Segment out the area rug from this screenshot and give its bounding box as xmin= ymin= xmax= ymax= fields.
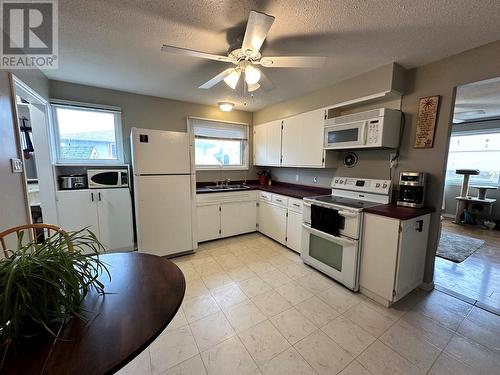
xmin=437 ymin=230 xmax=485 ymax=263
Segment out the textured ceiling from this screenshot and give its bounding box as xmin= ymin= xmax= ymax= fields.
xmin=44 ymin=0 xmax=500 ymax=111
xmin=454 ymin=77 xmax=500 ymax=123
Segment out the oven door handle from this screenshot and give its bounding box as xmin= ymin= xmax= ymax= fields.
xmin=305 ymin=202 xmax=358 ymax=218
xmin=302 ymin=223 xmax=357 ymax=245
xmin=337 ymin=210 xmax=358 ymax=217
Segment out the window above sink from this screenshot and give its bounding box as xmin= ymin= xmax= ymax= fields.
xmin=189 ymin=117 xmax=249 ymax=171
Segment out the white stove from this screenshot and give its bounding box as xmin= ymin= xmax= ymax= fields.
xmin=301 ymin=177 xmax=391 ymax=291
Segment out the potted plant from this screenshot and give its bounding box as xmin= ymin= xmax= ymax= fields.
xmin=257 ymin=170 xmax=271 ymax=186
xmin=0 ymin=228 xmax=109 ymax=349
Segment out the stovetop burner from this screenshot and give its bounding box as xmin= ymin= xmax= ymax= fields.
xmin=306 ymin=195 xmax=382 ymax=210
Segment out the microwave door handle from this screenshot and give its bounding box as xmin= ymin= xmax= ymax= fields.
xmin=360 ymin=121 xmax=368 ymax=145
xmin=302 ymin=223 xmax=357 ymax=245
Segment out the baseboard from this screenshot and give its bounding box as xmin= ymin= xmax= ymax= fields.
xmin=419 ymin=281 xmax=435 ymax=292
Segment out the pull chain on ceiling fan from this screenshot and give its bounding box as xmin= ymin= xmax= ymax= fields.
xmin=161 ymin=10 xmax=326 ymax=93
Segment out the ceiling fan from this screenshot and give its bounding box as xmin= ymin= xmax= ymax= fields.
xmin=161 ymin=10 xmax=326 ymax=93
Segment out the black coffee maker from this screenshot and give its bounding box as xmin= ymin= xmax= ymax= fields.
xmin=397 ymin=172 xmax=426 ymax=208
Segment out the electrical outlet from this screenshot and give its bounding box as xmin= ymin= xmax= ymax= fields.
xmin=10 ymin=158 xmax=23 ymax=173
xmin=313 ymin=176 xmax=318 ymax=183
xmin=295 ymin=174 xmax=299 ymax=182
xmin=389 ymin=153 xmax=398 ymax=168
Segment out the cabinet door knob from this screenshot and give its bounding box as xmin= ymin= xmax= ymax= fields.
xmin=98 ymin=192 xmax=102 ymax=201
xmin=91 ymin=192 xmax=94 ymax=202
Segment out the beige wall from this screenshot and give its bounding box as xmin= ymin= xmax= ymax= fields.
xmin=399 ymin=40 xmax=500 ymax=283
xmin=253 ymin=41 xmax=500 ymax=284
xmin=48 ymin=81 xmax=255 ymax=182
xmin=0 ymin=68 xmax=49 ymax=237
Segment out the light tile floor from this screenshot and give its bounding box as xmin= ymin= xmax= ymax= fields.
xmin=117 ymin=233 xmax=500 ymax=375
xmin=435 ymin=219 xmax=500 ymax=312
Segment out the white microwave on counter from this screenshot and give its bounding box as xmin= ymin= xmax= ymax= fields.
xmin=87 ymin=168 xmax=129 ymax=188
xmin=324 ymin=108 xmax=402 ymax=150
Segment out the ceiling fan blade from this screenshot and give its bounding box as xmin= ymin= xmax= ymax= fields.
xmin=199 ymin=68 xmax=234 ymax=89
xmin=162 ymin=44 xmax=232 ymax=63
xmin=259 ymin=56 xmax=326 ymax=68
xmin=241 ymin=10 xmax=275 ymax=54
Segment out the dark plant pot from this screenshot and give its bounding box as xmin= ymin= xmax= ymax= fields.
xmin=259 ymin=175 xmax=267 ymax=185
xmin=18 ymin=317 xmax=62 ymax=341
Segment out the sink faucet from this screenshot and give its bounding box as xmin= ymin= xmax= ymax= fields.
xmin=225 ymin=178 xmax=231 ymax=187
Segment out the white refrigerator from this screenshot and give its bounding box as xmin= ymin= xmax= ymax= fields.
xmin=130 ymin=127 xmax=197 ymax=256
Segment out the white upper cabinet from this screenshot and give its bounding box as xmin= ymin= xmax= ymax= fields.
xmin=282 ymin=109 xmax=326 ymax=167
xmin=253 ymin=109 xmax=336 ymax=168
xmin=253 ymin=120 xmax=282 ymax=166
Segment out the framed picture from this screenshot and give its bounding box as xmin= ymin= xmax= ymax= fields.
xmin=414 ymin=95 xmax=440 ymax=148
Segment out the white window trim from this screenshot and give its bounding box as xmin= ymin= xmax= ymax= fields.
xmin=445 ymin=129 xmax=500 ymax=187
xmin=50 ymin=101 xmax=124 ymax=165
xmin=188 ymin=116 xmax=249 ymax=171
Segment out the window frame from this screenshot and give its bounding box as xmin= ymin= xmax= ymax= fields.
xmin=50 ymin=101 xmax=124 ymax=165
xmin=188 ymin=116 xmax=249 ymax=171
xmin=445 ymin=128 xmax=500 ymax=187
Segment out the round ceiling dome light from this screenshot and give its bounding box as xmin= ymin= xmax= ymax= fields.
xmin=218 ymin=102 xmax=234 ymax=112
xmin=245 ymin=65 xmax=261 ymax=85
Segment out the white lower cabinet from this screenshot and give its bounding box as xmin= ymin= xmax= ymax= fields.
xmin=286 ymin=210 xmax=302 ymax=252
xmin=196 ymin=191 xmax=258 ymax=243
xmin=56 ymin=188 xmax=134 ymax=252
xmin=258 ymin=193 xmax=303 ymax=252
xmin=196 ymin=204 xmax=221 ymax=242
xmin=258 ymin=200 xmax=287 ymax=245
xmin=196 ymin=190 xmax=303 ymax=252
xmin=221 ymin=201 xmax=258 ymax=238
xmin=360 ymin=212 xmax=431 ymax=306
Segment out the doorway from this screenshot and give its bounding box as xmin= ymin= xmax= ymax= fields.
xmin=11 ymin=75 xmax=58 ymax=238
xmin=435 ymin=77 xmax=500 ymax=313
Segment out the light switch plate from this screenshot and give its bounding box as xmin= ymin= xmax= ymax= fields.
xmin=10 ymin=158 xmax=23 ymax=173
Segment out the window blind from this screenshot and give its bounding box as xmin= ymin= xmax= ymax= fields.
xmin=191 ymin=118 xmax=248 ymax=140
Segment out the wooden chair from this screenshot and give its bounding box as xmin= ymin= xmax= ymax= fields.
xmin=0 ymin=223 xmax=73 ymax=257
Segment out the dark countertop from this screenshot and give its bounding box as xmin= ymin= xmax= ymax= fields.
xmin=196 ymin=181 xmax=331 ymax=199
xmin=364 ymin=204 xmax=435 ymax=220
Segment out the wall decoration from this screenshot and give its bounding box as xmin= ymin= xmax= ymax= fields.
xmin=414 ymin=95 xmax=440 ymax=148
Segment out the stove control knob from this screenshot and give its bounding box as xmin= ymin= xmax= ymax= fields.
xmin=376 ymin=183 xmax=381 ymax=188
xmin=334 ymin=179 xmax=338 ymax=183
xmin=382 ymin=183 xmax=388 ymax=188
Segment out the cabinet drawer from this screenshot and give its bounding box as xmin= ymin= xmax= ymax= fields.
xmin=272 ymin=194 xmax=288 ymax=207
xmin=197 ymin=190 xmax=257 ymax=205
xmin=259 ymin=191 xmax=272 ymax=202
xmin=288 ymin=198 xmax=303 ymax=212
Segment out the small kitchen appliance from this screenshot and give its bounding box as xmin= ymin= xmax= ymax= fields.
xmin=397 ymin=172 xmax=426 ymax=208
xmin=58 ymin=174 xmax=87 ymax=190
xmin=87 ymin=168 xmax=129 ymax=189
xmin=302 ymin=177 xmax=391 ymax=291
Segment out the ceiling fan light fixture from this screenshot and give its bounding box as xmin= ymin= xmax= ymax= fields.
xmin=218 ymin=102 xmax=234 ymax=112
xmin=223 ymin=68 xmax=241 ymax=89
xmin=247 ymin=83 xmax=260 ymax=92
xmin=245 ymin=65 xmax=261 ymax=85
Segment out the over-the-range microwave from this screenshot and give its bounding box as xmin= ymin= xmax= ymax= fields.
xmin=324 ymin=108 xmax=402 ymax=150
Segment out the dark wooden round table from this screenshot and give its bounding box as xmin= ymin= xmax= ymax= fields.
xmin=1 ymin=252 xmax=185 ymax=374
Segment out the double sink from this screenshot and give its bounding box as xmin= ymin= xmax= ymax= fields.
xmin=207 ymin=184 xmax=251 ymax=191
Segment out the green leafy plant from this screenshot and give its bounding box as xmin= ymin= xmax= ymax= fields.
xmin=0 ymin=228 xmax=109 ymax=347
